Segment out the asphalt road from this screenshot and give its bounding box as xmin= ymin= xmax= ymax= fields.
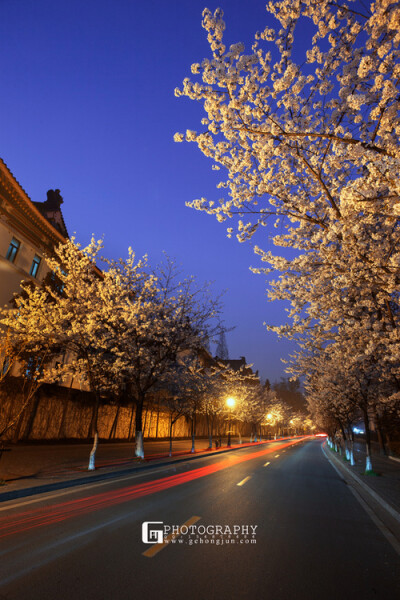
xmin=0 ymin=438 xmax=399 ymax=600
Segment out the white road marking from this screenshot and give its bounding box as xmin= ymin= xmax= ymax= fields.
xmin=237 ymin=476 xmax=251 ymax=487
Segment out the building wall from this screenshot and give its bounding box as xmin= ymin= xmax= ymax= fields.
xmin=0 ymin=158 xmax=65 ymax=309
xmin=0 ymin=219 xmax=50 ymax=307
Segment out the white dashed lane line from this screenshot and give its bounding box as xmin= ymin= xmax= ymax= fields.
xmin=237 ymin=476 xmax=252 ymax=487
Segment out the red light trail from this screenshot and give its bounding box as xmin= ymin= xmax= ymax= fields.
xmin=0 ymin=437 xmax=313 ymax=539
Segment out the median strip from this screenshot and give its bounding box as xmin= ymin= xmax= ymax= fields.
xmin=142 ymin=515 xmax=201 ymax=558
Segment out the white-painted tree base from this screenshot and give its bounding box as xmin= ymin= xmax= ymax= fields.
xmin=88 ymin=432 xmax=98 ymax=471
xmin=135 ymin=431 xmax=144 ymax=458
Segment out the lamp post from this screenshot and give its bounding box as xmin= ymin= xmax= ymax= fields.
xmin=267 ymin=413 xmax=273 ymax=440
xmin=226 ymin=397 xmax=236 ymax=447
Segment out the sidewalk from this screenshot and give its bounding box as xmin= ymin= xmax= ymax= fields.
xmin=324 ymin=440 xmax=400 ymax=533
xmin=0 ymin=436 xmax=274 ymax=502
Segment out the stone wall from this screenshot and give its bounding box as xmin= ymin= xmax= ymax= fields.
xmin=0 ymin=379 xmax=233 ymax=441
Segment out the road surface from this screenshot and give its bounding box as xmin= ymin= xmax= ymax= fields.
xmin=0 ymin=438 xmax=399 ymax=599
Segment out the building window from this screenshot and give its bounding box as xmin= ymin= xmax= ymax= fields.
xmin=49 ymin=269 xmax=66 ymax=294
xmin=30 ymin=254 xmax=41 ymax=278
xmin=6 ymin=237 xmax=20 ymax=263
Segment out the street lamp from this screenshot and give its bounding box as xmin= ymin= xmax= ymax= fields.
xmin=266 ymin=413 xmax=273 ymax=439
xmin=226 ymin=397 xmax=236 ymax=447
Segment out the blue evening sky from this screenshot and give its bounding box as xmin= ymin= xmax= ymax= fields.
xmin=0 ymin=0 xmax=305 ymax=383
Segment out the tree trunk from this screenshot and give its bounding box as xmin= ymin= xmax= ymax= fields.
xmin=142 ymin=400 xmax=154 ymax=439
xmin=349 ymin=429 xmax=355 ymax=466
xmin=363 ymin=409 xmax=373 ymax=472
xmin=142 ymin=405 xmax=148 ymax=439
xmin=58 ymin=378 xmax=74 ymax=439
xmin=338 ymin=420 xmax=347 ymax=458
xmin=12 ymin=409 xmax=25 ymax=443
xmin=135 ymin=396 xmax=144 ymax=458
xmin=374 ymin=410 xmax=387 ymax=456
xmin=128 ymin=403 xmax=135 ymax=441
xmin=109 ymin=403 xmax=120 ymax=440
xmin=20 ymin=388 xmax=42 ymax=441
xmin=191 ymin=413 xmax=196 ymax=453
xmin=88 ymin=392 xmax=100 ymax=470
xmin=88 ymin=431 xmax=98 ymax=471
xmin=146 ymin=408 xmax=154 ymax=439
xmin=206 ymin=413 xmax=212 ymax=449
xmin=169 ymin=416 xmax=173 ymax=457
xmin=155 ymin=400 xmax=160 ymax=440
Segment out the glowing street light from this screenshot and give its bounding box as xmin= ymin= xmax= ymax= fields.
xmin=226 ymin=397 xmax=236 ymax=447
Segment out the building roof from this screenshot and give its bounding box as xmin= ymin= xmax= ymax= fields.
xmin=0 ymin=158 xmax=68 ymax=252
xmin=33 ymin=189 xmax=69 ymax=238
xmin=215 ymin=356 xmax=247 ymax=372
xmin=214 ymin=356 xmax=260 ymax=385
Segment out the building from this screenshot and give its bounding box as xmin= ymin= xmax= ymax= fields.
xmin=0 ymin=158 xmax=68 ymax=308
xmin=215 ymin=355 xmax=259 ymax=381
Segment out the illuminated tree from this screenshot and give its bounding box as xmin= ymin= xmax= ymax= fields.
xmin=102 ymin=255 xmax=224 ymax=458
xmin=175 ymin=0 xmax=400 ymax=465
xmin=0 ymin=238 xmax=117 ymax=470
xmin=0 ymin=332 xmax=51 ymax=444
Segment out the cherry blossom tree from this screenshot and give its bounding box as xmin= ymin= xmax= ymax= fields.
xmin=264 ymin=397 xmax=290 ymax=438
xmin=101 ymin=254 xmax=224 ymax=458
xmin=175 ymin=1 xmax=400 ymax=465
xmin=293 ymin=331 xmax=399 ymax=470
xmin=214 ymin=362 xmax=262 ymax=441
xmin=0 ymin=332 xmax=51 ymax=445
xmin=0 ymin=238 xmax=118 ymax=470
xmin=160 ymin=354 xmax=219 ymax=455
xmin=155 ymin=387 xmax=188 ymax=457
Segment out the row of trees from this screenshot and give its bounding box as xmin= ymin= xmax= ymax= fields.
xmin=161 ymin=361 xmax=309 ymax=455
xmin=0 ymin=238 xmax=309 ymax=470
xmin=174 ymin=0 xmax=400 ymax=470
xmin=0 ymin=238 xmax=226 ymax=468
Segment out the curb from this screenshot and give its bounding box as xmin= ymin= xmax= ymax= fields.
xmin=322 ymin=442 xmax=400 ymax=525
xmin=0 ymin=438 xmax=283 ymax=504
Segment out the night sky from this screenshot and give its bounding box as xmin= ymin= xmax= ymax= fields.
xmin=0 ymin=0 xmax=298 ymax=383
